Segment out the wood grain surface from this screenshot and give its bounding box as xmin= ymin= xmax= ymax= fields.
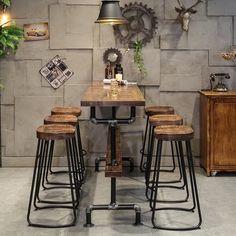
xmin=199 ymin=90 xmax=236 ymax=97
xmin=154 ymin=125 xmax=194 ymax=141
xmin=145 ymin=105 xmax=174 ymax=116
xmin=37 ymin=124 xmax=75 ymax=140
xmin=44 ymin=115 xmax=78 ymax=126
xmin=51 ymin=106 xmax=82 ymax=117
xmin=200 ymin=91 xmax=236 ymax=176
xmin=149 ymin=114 xmax=183 ymax=127
xmin=105 ymin=126 xmax=122 ymax=178
xmin=81 ymin=81 xmax=145 ymax=107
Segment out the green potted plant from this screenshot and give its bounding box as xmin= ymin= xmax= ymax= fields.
xmin=133 ymin=39 xmax=147 ymax=77
xmin=0 ymin=0 xmax=24 ymax=88
xmin=0 ymin=0 xmax=24 ymax=58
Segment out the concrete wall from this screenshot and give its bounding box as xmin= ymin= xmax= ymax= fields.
xmin=0 ymin=0 xmax=236 ymax=167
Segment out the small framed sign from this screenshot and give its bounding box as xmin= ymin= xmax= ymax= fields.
xmin=40 ymin=55 xmax=74 ymax=89
xmin=24 ymin=22 xmax=49 ymax=41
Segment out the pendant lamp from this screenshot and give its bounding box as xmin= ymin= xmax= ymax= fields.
xmin=95 ymin=0 xmax=128 ymax=25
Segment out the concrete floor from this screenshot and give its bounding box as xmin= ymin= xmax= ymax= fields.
xmin=0 ymin=167 xmax=236 ymax=236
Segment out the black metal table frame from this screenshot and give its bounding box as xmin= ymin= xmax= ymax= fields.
xmin=84 ymin=106 xmax=141 ymax=227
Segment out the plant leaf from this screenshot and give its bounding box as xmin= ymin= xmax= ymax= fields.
xmin=0 ymin=36 xmax=7 ymax=46
xmin=1 ymin=0 xmax=11 ymax=7
xmin=0 ymin=23 xmax=24 ymax=57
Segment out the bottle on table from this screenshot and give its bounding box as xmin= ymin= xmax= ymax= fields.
xmin=114 ymin=64 xmax=123 ymax=82
xmin=105 ymin=62 xmax=113 ymax=79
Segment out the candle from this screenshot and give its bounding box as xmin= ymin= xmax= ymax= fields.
xmin=115 ymin=73 xmax=122 ymax=81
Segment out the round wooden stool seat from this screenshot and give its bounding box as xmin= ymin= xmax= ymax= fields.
xmin=154 ymin=125 xmax=194 ymax=141
xmin=51 ymin=107 xmax=82 ymax=117
xmin=145 ymin=106 xmax=174 ymax=116
xmin=37 ymin=124 xmax=75 ymax=140
xmin=44 ymin=115 xmax=78 ymax=126
xmin=149 ymin=114 xmax=183 ymax=127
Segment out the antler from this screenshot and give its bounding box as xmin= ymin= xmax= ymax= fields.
xmin=186 ymin=0 xmax=203 ymax=12
xmin=177 ymin=0 xmax=184 ymax=8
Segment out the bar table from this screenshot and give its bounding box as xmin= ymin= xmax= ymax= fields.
xmin=81 ymin=81 xmax=145 ymax=227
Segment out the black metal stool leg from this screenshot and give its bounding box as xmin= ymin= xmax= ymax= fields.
xmin=27 ymin=139 xmax=42 ymax=225
xmin=71 ymin=137 xmax=81 ymax=206
xmin=150 ymin=140 xmax=202 ymax=231
xmin=76 ymin=123 xmax=86 ymax=176
xmin=28 ymin=138 xmax=78 ymax=228
xmin=34 ymin=140 xmax=49 ymax=205
xmin=45 ymin=140 xmax=54 ymax=184
xmin=43 ymin=135 xmax=83 ymax=189
xmin=150 ymin=140 xmax=162 ymax=211
xmin=178 ymin=141 xmax=190 ymax=201
xmin=147 ymin=140 xmax=189 ymax=204
xmin=47 ymin=122 xmax=86 ymax=180
xmin=145 ymin=126 xmax=155 ymax=200
xmin=41 ymin=140 xmax=52 ymax=190
xmin=140 ymin=116 xmax=149 ymax=172
xmin=158 ymin=141 xmax=182 ymax=186
xmin=185 ymin=140 xmax=202 ymax=228
xmin=66 ymin=138 xmax=77 ymax=226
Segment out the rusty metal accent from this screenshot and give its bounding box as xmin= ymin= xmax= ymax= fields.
xmin=103 ymin=48 xmax=122 ymax=66
xmin=113 ymin=2 xmax=158 ymax=48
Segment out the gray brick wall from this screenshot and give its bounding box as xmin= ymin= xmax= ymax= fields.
xmin=0 ymin=0 xmax=236 ymax=166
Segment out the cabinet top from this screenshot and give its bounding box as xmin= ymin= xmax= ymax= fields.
xmin=199 ymin=90 xmax=236 ymax=97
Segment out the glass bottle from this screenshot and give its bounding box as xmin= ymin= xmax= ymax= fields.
xmin=105 ymin=63 xmax=113 ymax=79
xmin=114 ymin=64 xmax=123 ymax=81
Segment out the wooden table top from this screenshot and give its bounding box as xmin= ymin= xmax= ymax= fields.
xmin=81 ymin=82 xmax=145 ymax=107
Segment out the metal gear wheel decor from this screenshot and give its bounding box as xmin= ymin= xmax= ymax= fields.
xmin=113 ymin=2 xmax=158 ymax=48
xmin=103 ymin=48 xmax=122 ymax=66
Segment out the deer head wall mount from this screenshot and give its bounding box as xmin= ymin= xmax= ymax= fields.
xmin=175 ymin=0 xmax=203 ymax=32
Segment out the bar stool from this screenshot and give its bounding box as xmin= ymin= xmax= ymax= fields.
xmin=140 ymin=106 xmax=175 ymax=172
xmin=44 ymin=114 xmax=84 ymax=185
xmin=27 ymin=124 xmax=80 ymax=228
xmin=150 ymin=125 xmax=202 ymax=231
xmin=145 ymin=115 xmax=186 ymax=201
xmin=51 ymin=107 xmax=86 ymax=176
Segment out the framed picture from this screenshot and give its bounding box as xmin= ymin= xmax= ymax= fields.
xmin=23 ymin=22 xmax=49 ymax=41
xmin=40 ymin=55 xmax=74 ymax=89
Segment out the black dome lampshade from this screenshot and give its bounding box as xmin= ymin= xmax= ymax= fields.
xmin=95 ymin=0 xmax=128 ymax=25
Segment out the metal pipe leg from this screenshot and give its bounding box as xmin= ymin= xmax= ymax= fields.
xmin=84 ymin=206 xmax=94 ymax=227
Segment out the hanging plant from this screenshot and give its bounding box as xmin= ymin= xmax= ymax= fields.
xmin=133 ymin=40 xmax=147 ymax=77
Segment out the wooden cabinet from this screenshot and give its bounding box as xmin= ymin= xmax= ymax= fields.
xmin=199 ymin=91 xmax=236 ymax=176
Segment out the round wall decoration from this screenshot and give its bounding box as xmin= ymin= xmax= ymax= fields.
xmin=103 ymin=48 xmax=122 ymax=66
xmin=113 ymin=2 xmax=158 ymax=48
